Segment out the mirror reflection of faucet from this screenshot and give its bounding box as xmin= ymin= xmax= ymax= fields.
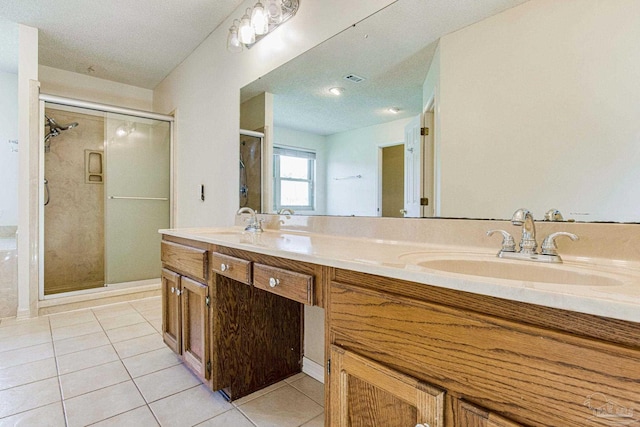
xmin=237 ymin=207 xmax=264 ymax=233
xmin=487 ymin=208 xmax=578 ymax=263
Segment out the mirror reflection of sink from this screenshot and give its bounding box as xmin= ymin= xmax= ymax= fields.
xmin=415 ymin=258 xmax=623 ymax=287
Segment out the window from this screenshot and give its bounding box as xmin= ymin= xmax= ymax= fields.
xmin=273 ymin=147 xmax=315 ymax=211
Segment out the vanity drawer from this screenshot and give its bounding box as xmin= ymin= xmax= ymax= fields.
xmin=253 ymin=263 xmax=314 ymax=305
xmin=161 ymin=241 xmax=208 ymax=283
xmin=211 ymin=252 xmax=252 ymax=285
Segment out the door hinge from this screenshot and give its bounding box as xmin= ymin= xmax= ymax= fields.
xmin=205 ymin=296 xmax=210 ymax=307
xmin=420 ymin=127 xmax=429 ymax=136
xmin=420 ymin=197 xmax=429 ymax=206
xmin=327 ymin=359 xmax=331 ymax=375
xmin=206 ymin=360 xmax=211 ymax=373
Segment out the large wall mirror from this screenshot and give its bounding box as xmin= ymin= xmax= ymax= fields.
xmin=240 ymin=0 xmax=640 ymax=223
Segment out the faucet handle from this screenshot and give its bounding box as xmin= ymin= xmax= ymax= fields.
xmin=487 ymin=229 xmax=516 ymax=252
xmin=541 ymin=232 xmax=579 ymax=256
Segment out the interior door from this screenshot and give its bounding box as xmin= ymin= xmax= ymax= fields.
xmin=404 ymin=114 xmax=423 ymax=217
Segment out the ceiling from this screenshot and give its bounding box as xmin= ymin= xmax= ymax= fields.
xmin=241 ymin=0 xmax=529 ymax=136
xmin=0 ymin=0 xmax=245 ymax=88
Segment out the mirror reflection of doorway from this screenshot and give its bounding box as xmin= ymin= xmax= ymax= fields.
xmin=239 ymin=131 xmax=263 ymax=212
xmin=381 ymin=144 xmax=405 ymax=217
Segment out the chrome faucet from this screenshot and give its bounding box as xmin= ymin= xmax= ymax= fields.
xmin=544 ymin=208 xmax=564 ymax=222
xmin=487 ymin=208 xmax=579 ymax=263
xmin=511 ymin=208 xmax=537 ymax=254
xmin=237 ymin=207 xmax=263 ymax=233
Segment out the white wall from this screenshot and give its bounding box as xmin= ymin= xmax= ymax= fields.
xmin=39 ymin=65 xmax=153 ymax=111
xmin=273 ymin=126 xmax=327 ymax=215
xmin=0 ymin=72 xmax=18 ymax=226
xmin=324 ymin=117 xmax=411 ymax=216
xmin=153 ymin=0 xmax=395 ymax=228
xmin=436 ymin=0 xmax=640 ymax=222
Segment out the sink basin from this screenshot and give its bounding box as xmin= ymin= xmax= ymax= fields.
xmin=416 ymin=258 xmax=623 ymax=287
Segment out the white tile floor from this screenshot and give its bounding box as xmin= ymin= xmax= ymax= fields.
xmin=0 ymin=297 xmax=324 ymax=426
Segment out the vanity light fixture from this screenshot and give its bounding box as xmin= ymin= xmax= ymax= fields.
xmin=251 ymin=1 xmax=269 ymax=36
xmin=227 ymin=0 xmax=299 ymax=52
xmin=238 ymin=9 xmax=256 ymax=45
xmin=329 ymin=87 xmax=344 ymax=96
xmin=227 ymin=20 xmax=243 ymax=53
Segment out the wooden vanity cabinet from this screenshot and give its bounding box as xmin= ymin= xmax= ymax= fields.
xmin=209 ymin=245 xmax=324 ymax=400
xmin=327 ymin=268 xmax=640 ymax=427
xmin=161 ymin=268 xmax=181 ymax=354
xmin=329 ymin=344 xmax=444 ymax=427
xmin=455 ymin=400 xmax=523 ymax=427
xmin=160 ymin=239 xmax=212 ymax=385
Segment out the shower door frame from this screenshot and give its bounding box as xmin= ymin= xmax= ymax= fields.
xmin=37 ymin=93 xmax=175 ymax=301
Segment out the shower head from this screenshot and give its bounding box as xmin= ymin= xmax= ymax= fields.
xmin=45 ymin=115 xmax=79 ymax=131
xmin=44 ymin=114 xmax=79 ymax=153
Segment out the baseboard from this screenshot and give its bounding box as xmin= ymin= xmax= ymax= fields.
xmin=15 ymin=308 xmax=32 ymax=320
xmin=302 ymin=357 xmax=325 ymax=384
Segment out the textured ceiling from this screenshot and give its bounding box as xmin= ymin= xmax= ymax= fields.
xmin=241 ymin=0 xmax=529 ymax=136
xmin=0 ymin=0 xmax=245 ymax=88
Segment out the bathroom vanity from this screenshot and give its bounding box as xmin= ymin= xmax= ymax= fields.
xmin=160 ymin=220 xmax=640 ymax=427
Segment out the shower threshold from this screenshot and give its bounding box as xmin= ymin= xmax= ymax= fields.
xmin=38 ymin=279 xmax=160 ymax=316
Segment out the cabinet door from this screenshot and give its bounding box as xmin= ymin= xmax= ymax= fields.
xmin=181 ymin=276 xmax=210 ymax=383
xmin=330 ymin=345 xmax=444 ymax=427
xmin=456 ymin=400 xmax=523 ymax=427
xmin=161 ymin=268 xmax=181 ymax=354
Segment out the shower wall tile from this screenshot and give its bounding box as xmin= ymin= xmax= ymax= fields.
xmin=44 ymin=108 xmax=105 ymax=295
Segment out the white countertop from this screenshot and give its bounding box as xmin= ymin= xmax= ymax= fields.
xmin=160 ymin=227 xmax=640 ymax=323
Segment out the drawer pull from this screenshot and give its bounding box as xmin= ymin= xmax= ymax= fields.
xmin=220 ymin=263 xmax=229 ymax=272
xmin=269 ymin=277 xmax=280 ymax=288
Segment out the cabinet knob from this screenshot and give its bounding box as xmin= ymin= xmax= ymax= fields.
xmin=170 ymin=287 xmax=175 ymax=294
xmin=269 ymin=277 xmax=280 ymax=288
xmin=415 ymin=424 xmax=430 ymax=427
xmin=220 ymin=263 xmax=229 ymax=272
xmin=175 ymin=289 xmax=182 ymax=296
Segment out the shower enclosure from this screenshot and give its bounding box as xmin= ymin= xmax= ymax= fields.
xmin=41 ymin=102 xmax=171 ymax=296
xmin=239 ymin=130 xmax=263 ymax=212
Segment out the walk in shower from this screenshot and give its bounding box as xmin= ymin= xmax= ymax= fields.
xmin=41 ymin=101 xmax=171 ymax=296
xmin=239 ymin=130 xmax=263 ymax=212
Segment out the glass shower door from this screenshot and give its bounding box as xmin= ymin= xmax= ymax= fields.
xmin=104 ymin=113 xmax=170 ymax=285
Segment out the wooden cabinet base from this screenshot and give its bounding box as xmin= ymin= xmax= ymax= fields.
xmin=214 ymin=274 xmax=303 ymax=400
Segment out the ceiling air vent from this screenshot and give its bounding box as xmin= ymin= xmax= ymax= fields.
xmin=344 ymin=74 xmax=366 ymax=83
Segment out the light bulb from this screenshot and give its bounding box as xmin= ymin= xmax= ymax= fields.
xmin=227 ymin=21 xmax=243 ymax=53
xmin=251 ymin=1 xmax=269 ymax=35
xmin=267 ymin=0 xmax=283 ymax=24
xmin=238 ymin=9 xmax=255 ymax=45
xmin=329 ymin=87 xmax=344 ymax=96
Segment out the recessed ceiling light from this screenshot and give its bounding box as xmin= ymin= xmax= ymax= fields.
xmin=388 ymin=107 xmax=400 ymax=114
xmin=329 ymin=87 xmax=344 ymax=96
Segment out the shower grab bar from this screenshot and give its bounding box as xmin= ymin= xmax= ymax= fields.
xmin=108 ymin=196 xmax=169 ymax=201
